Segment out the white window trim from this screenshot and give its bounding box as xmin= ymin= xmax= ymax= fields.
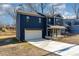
xmin=39 ymin=18 xmax=41 ymax=23
xmin=26 ymin=16 xmax=30 ymax=19
xmin=49 ymin=19 xmax=51 ymax=22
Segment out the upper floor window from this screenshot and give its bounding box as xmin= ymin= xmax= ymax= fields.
xmin=74 ymin=21 xmax=79 ymax=25
xmin=48 ymin=19 xmax=51 ymax=22
xmin=26 ymin=16 xmax=30 ymax=19
xmin=56 ymin=18 xmax=59 ymax=22
xmin=26 ymin=16 xmax=30 ymax=22
xmin=39 ymin=18 xmax=41 ymax=23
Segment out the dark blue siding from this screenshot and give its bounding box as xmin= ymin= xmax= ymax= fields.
xmin=25 ymin=16 xmax=42 ymax=29
xmin=20 ymin=14 xmax=25 ymax=41
xmin=50 ymin=18 xmax=54 ymax=25
xmin=42 ymin=18 xmax=47 ymax=38
xmin=47 ymin=18 xmax=63 ymax=25
xmin=16 ymin=13 xmax=63 ymax=41
xmin=16 ymin=14 xmax=25 ymax=41
xmin=16 ymin=13 xmax=47 ymax=41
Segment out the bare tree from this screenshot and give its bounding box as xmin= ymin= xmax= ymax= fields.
xmin=24 ymin=3 xmax=48 ymax=15
xmin=47 ymin=4 xmax=65 ymax=25
xmin=48 ymin=4 xmax=65 ymax=16
xmin=1 ymin=4 xmax=26 ymax=20
xmin=72 ymin=3 xmax=79 ymax=19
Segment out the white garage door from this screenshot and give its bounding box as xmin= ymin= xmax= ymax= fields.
xmin=25 ymin=30 xmax=42 ymax=41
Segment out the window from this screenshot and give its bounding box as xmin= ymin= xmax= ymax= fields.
xmin=26 ymin=16 xmax=30 ymax=19
xmin=56 ymin=18 xmax=59 ymax=22
xmin=55 ymin=18 xmax=63 ymax=25
xmin=48 ymin=19 xmax=51 ymax=22
xmin=26 ymin=16 xmax=30 ymax=22
xmin=39 ymin=18 xmax=41 ymax=23
xmin=74 ymin=21 xmax=79 ymax=25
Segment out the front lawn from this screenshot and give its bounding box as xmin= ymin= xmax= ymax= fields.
xmin=0 ymin=38 xmax=58 ymax=56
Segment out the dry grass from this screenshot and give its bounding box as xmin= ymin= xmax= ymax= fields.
xmin=0 ymin=30 xmax=16 ymax=36
xmin=0 ymin=42 xmax=58 ymax=56
xmin=55 ymin=35 xmax=79 ymax=44
xmin=0 ymin=36 xmax=58 ymax=56
xmin=0 ymin=31 xmax=16 ymax=40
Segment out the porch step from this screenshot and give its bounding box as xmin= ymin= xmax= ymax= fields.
xmin=45 ymin=36 xmax=52 ymax=39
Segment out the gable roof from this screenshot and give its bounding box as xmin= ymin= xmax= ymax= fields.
xmin=16 ymin=10 xmax=63 ymax=19
xmin=16 ymin=10 xmax=43 ymax=17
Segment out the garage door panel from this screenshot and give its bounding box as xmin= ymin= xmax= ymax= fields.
xmin=25 ymin=30 xmax=42 ymax=40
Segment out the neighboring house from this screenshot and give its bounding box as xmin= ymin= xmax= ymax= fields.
xmin=63 ymin=19 xmax=79 ymax=34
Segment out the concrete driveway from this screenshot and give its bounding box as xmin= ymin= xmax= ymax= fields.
xmin=27 ymin=38 xmax=79 ymax=56
xmin=24 ymin=30 xmax=79 ymax=56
